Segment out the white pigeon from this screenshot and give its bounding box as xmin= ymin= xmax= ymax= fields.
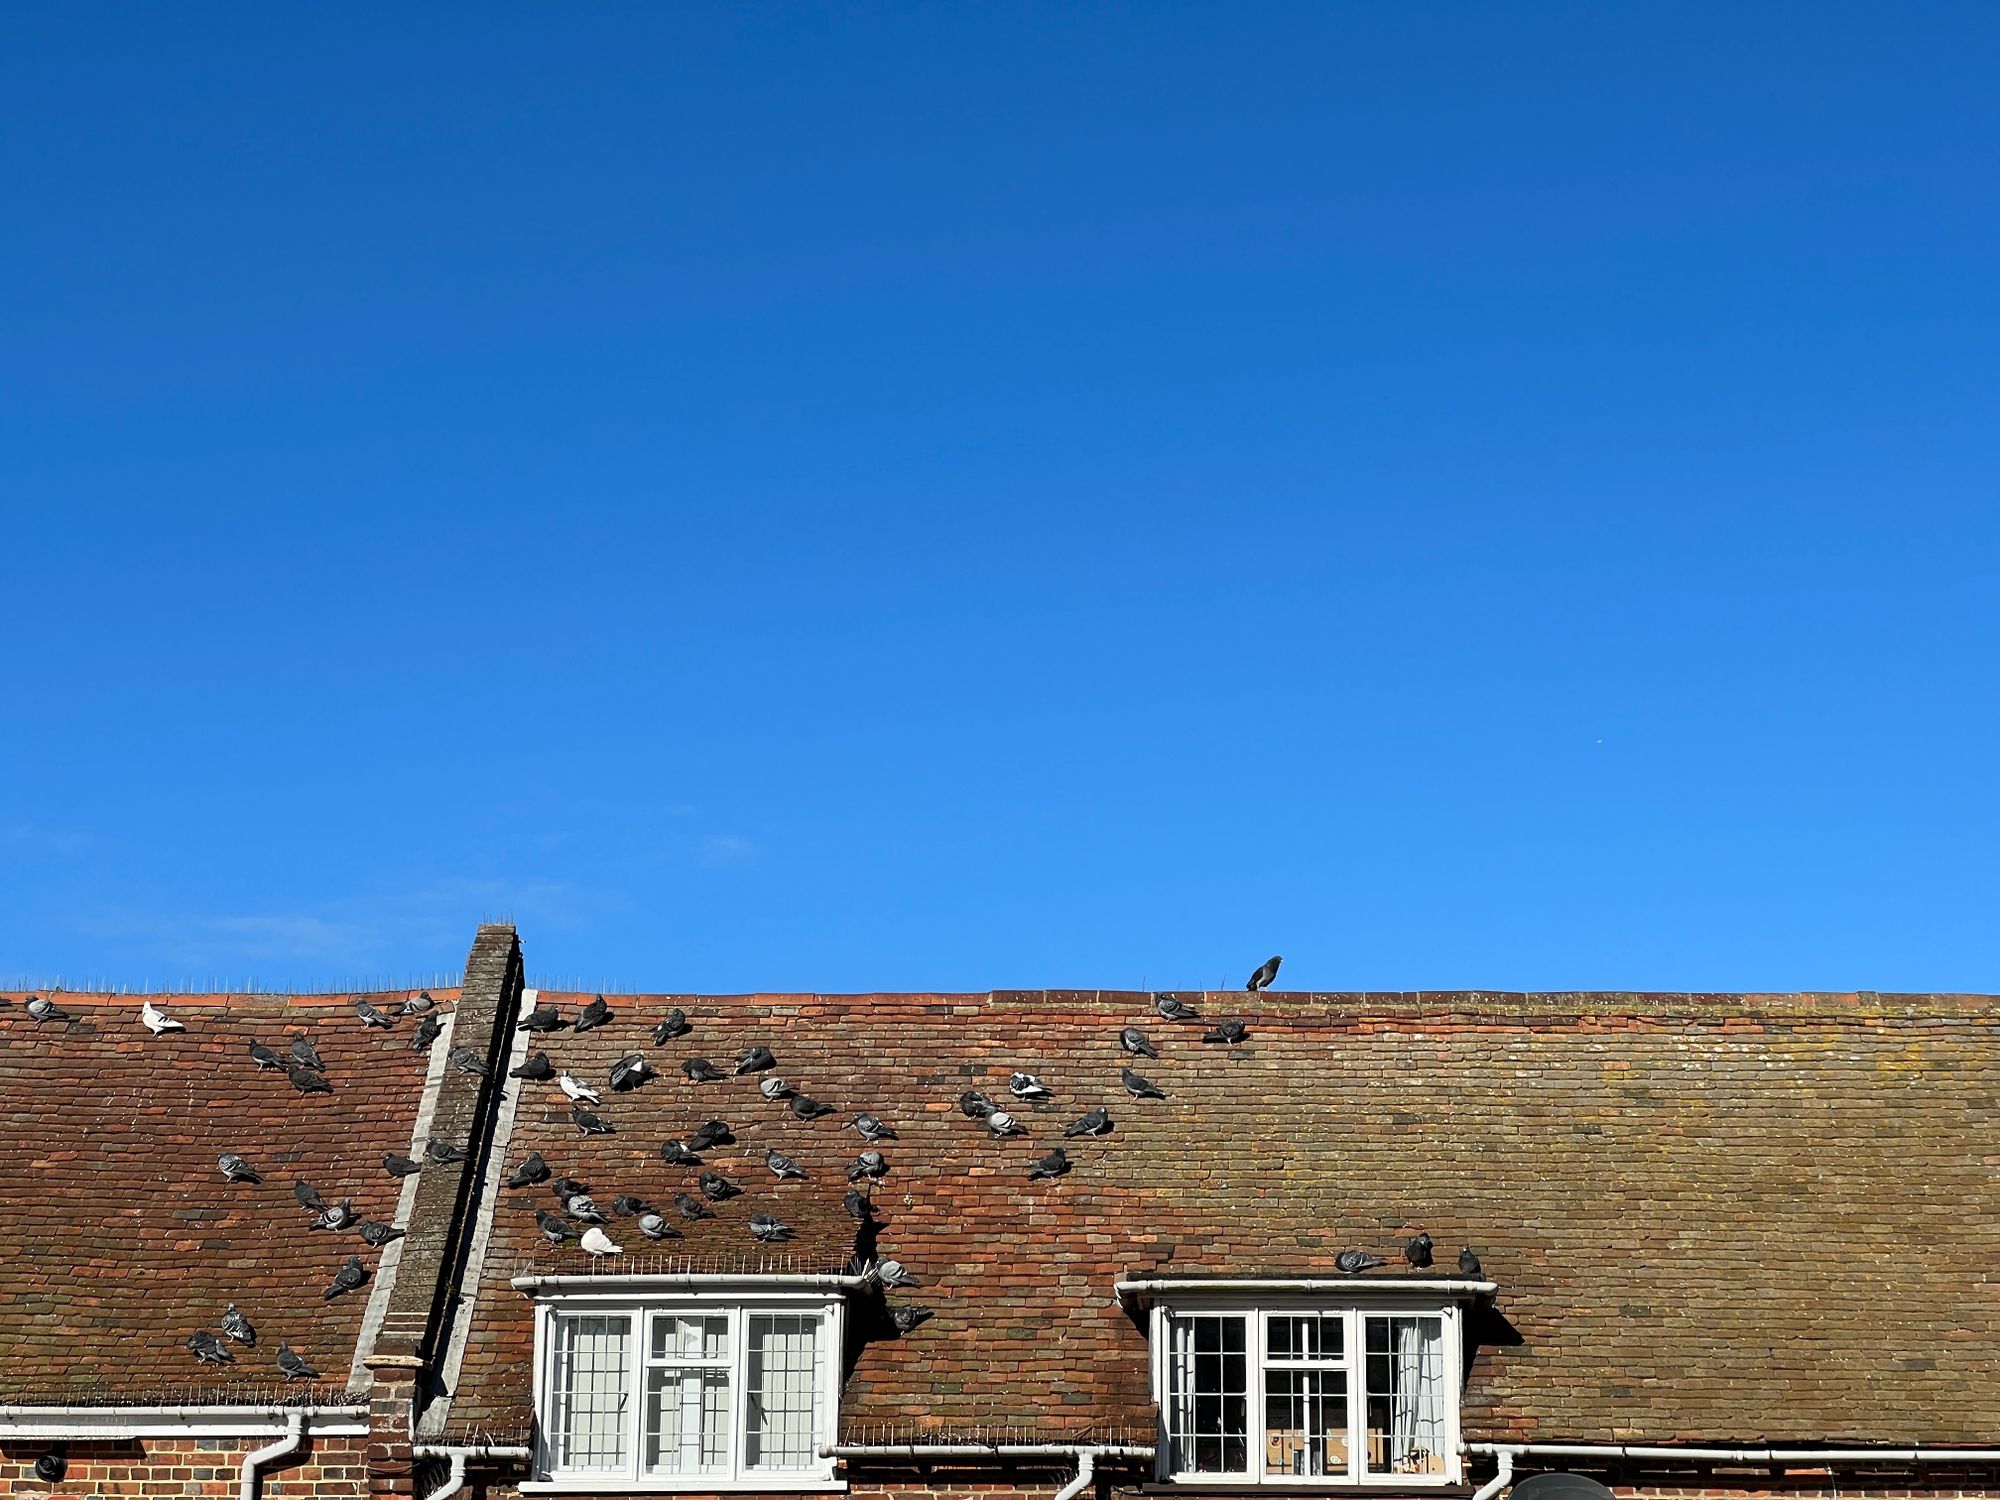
xmin=759 ymin=1075 xmax=792 ymax=1100
xmin=1009 ymin=1071 xmax=1051 ymax=1099
xmin=579 ymin=1226 xmax=623 ymax=1257
xmin=140 ymin=1001 xmax=186 ymax=1034
xmin=558 ymin=1073 xmax=602 ymax=1105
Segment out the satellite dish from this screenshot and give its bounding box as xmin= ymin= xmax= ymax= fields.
xmin=1512 ymin=1473 xmax=1616 ymax=1500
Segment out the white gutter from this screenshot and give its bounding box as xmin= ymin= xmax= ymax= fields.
xmin=239 ymin=1411 xmax=306 ymax=1500
xmin=513 ymin=1271 xmax=873 ymax=1296
xmin=0 ymin=1405 xmax=368 ymax=1440
xmin=406 ymin=1443 xmax=535 ymax=1500
xmin=1115 ymin=1277 xmax=1497 ymax=1303
xmin=824 ymin=1444 xmax=1156 ymax=1460
xmin=1471 ymin=1445 xmax=1515 ymax=1500
xmin=1466 ymin=1442 xmax=2000 ymax=1466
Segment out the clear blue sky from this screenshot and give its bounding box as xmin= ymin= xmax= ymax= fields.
xmin=4 ymin=5 xmax=1996 ymax=994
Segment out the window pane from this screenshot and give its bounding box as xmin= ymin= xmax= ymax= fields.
xmin=549 ymin=1315 xmax=631 ymax=1472
xmin=650 ymin=1314 xmax=729 ymax=1361
xmin=1267 ymin=1314 xmax=1344 ymax=1362
xmin=643 ymin=1364 xmax=730 ymax=1475
xmin=1265 ymin=1366 xmax=1350 ymax=1477
xmin=1165 ymin=1314 xmax=1249 ymax=1474
xmin=1364 ymin=1316 xmax=1448 ymax=1476
xmin=745 ymin=1314 xmax=822 ymax=1470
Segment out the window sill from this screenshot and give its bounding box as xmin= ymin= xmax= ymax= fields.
xmin=520 ymin=1480 xmax=847 ymax=1494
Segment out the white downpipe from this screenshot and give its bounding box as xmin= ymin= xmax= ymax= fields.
xmin=424 ymin=1451 xmax=468 ymax=1500
xmin=238 ymin=1411 xmax=307 ymax=1500
xmin=1471 ymin=1445 xmax=1517 ymax=1500
xmin=1052 ymin=1449 xmax=1097 ymax=1500
xmin=414 ymin=1444 xmax=535 ymax=1499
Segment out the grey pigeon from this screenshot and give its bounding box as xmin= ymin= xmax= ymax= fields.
xmin=288 ymin=1065 xmax=332 ymax=1095
xmin=324 ymin=1255 xmax=368 ymax=1300
xmin=1201 ymin=1019 xmax=1248 ymax=1045
xmin=1119 ymin=1026 xmax=1158 ymax=1058
xmin=652 ymin=1008 xmax=691 ymax=1043
xmin=958 ymin=1090 xmax=995 ymax=1119
xmin=875 ymin=1257 xmax=919 ymax=1288
xmin=506 ymin=1153 xmax=549 ymax=1188
xmin=682 ymin=1057 xmax=726 ymax=1083
xmin=889 ymin=1305 xmax=933 ymax=1335
xmin=853 ymin=1113 xmax=897 ymax=1142
xmin=1246 ymin=955 xmax=1283 ymax=992
xmin=688 ymin=1120 xmax=732 ymax=1149
xmin=290 ymin=1034 xmax=324 ymax=1071
xmin=1121 ymin=1067 xmax=1166 ymax=1099
xmin=356 ymin=999 xmax=393 ymax=1028
xmin=276 ymin=1343 xmax=319 ymax=1380
xmin=574 ymin=995 xmax=611 ymax=1033
xmin=358 ymin=1220 xmax=404 ymax=1247
xmin=675 ymin=1192 xmax=715 ymax=1221
xmin=517 ymin=1005 xmax=562 ymax=1033
xmin=734 ymin=1046 xmax=776 ymax=1074
xmin=1405 ymin=1232 xmax=1434 ymax=1268
xmin=383 ymin=1153 xmax=422 ymax=1178
xmin=985 ymin=1109 xmax=1024 ymax=1136
xmin=791 ymin=1094 xmax=835 ymax=1120
xmin=612 ymin=1194 xmax=649 ymax=1217
xmin=1155 ymin=993 xmax=1200 ymax=1022
xmin=550 ymin=1176 xmax=588 ymax=1201
xmin=188 ymin=1330 xmax=233 ymax=1364
xmin=765 ymin=1148 xmax=806 ymax=1181
xmin=313 ymin=1198 xmax=357 ymax=1232
xmin=510 ymin=1051 xmax=553 ymax=1080
xmin=572 ymin=1104 xmax=614 ymax=1135
xmin=425 ymin=1137 xmax=467 ymax=1164
xmin=748 ymin=1211 xmax=791 ymax=1242
xmin=1459 ymin=1246 xmax=1483 ymax=1277
xmin=842 ymin=1188 xmax=873 ymax=1221
xmin=609 ymin=1053 xmax=655 ymax=1091
xmin=400 ymin=991 xmax=435 ymax=1016
xmin=660 ymin=1139 xmax=702 ymax=1166
xmin=1028 ymin=1146 xmax=1071 ymax=1181
xmin=1335 ymin=1250 xmax=1386 ymax=1274
xmin=25 ymin=996 xmax=71 ymax=1024
xmin=218 ymin=1153 xmax=259 ymax=1183
xmin=294 ymin=1180 xmax=326 ymax=1213
xmin=1063 ymin=1106 xmax=1111 ymax=1138
xmin=536 ymin=1209 xmax=577 ymax=1244
xmin=638 ymin=1212 xmax=678 ymax=1240
xmin=698 ymin=1171 xmax=738 ymax=1201
xmin=565 ymin=1194 xmax=606 ymax=1223
xmin=409 ymin=1014 xmax=442 ymax=1052
xmin=249 ymin=1041 xmax=285 ymax=1071
xmin=848 ymin=1150 xmax=888 ymax=1182
xmin=1009 ymin=1072 xmax=1052 ymax=1100
xmin=448 ymin=1045 xmax=489 ymax=1076
xmin=221 ymin=1304 xmax=255 ymax=1345
xmin=759 ymin=1075 xmax=794 ymax=1100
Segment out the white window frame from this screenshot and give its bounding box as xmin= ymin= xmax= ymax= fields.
xmin=1147 ymin=1297 xmax=1464 ymax=1488
xmin=525 ymin=1287 xmax=846 ymax=1493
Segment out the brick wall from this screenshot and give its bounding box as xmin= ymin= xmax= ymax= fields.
xmin=0 ymin=1434 xmax=367 ymax=1497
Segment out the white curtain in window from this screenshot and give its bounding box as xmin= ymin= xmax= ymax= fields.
xmin=1389 ymin=1317 xmax=1444 ymax=1473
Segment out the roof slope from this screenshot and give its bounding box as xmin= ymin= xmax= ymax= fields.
xmin=0 ymin=987 xmax=448 ymax=1403
xmin=445 ymin=987 xmax=2000 ymax=1447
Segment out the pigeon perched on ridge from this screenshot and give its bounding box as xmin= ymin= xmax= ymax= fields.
xmin=1405 ymin=1232 xmax=1434 ymax=1268
xmin=517 ymin=1005 xmax=563 ymax=1033
xmin=875 ymin=1257 xmax=919 ymax=1288
xmin=734 ymin=1046 xmax=776 ymax=1074
xmin=609 ymin=1053 xmax=655 ymax=1091
xmin=536 ymin=1210 xmax=577 ymax=1244
xmin=217 ymin=1153 xmax=259 ymax=1183
xmin=506 ymin=1153 xmax=550 ymax=1189
xmin=294 ymin=1181 xmax=326 ymax=1214
xmin=688 ymin=1119 xmax=733 ymax=1149
xmin=574 ymin=995 xmax=611 ymax=1033
xmin=1459 ymin=1246 xmax=1483 ymax=1277
xmin=612 ymin=1194 xmax=649 ymax=1217
xmin=26 ymin=996 xmax=71 ymax=1024
xmin=383 ymin=1153 xmax=422 ymax=1178
xmin=985 ymin=1110 xmax=1024 ymax=1136
xmin=448 ymin=1045 xmax=489 ymax=1076
xmin=288 ymin=1065 xmax=332 ymax=1095
xmin=400 ymin=991 xmax=435 ymax=1016
xmin=1335 ymin=1249 xmax=1386 ymax=1274
xmin=1063 ymin=1107 xmax=1111 ymax=1138
xmin=425 ymin=1137 xmax=467 ymax=1164
xmin=842 ymin=1189 xmax=873 ymax=1222
xmin=358 ymin=1220 xmax=404 ymax=1247
xmin=572 ymin=1104 xmax=614 ymax=1135
xmin=958 ymin=1090 xmax=995 ymax=1119
xmin=682 ymin=1057 xmax=726 ymax=1083
xmin=558 ymin=1073 xmax=602 ymax=1104
xmin=313 ymin=1198 xmax=357 ymax=1232
xmin=1246 ymin=955 xmax=1283 ymax=993
xmin=141 ymin=1000 xmax=185 ymax=1034
xmin=791 ymin=1094 xmax=836 ymax=1120
xmin=249 ymin=1041 xmax=286 ymax=1071
xmin=1155 ymin=994 xmax=1200 ymax=1022
xmin=853 ymin=1113 xmax=896 ymax=1142
xmin=1119 ymin=1026 xmax=1158 ymax=1058
xmin=565 ymin=1194 xmax=606 ymax=1223
xmin=324 ymin=1255 xmax=368 ymax=1299
xmin=1121 ymin=1068 xmax=1166 ymax=1100
xmin=221 ymin=1304 xmax=255 ymax=1345
xmin=510 ymin=1051 xmax=553 ymax=1081
xmin=652 ymin=1007 xmax=691 ymax=1043
xmin=276 ymin=1344 xmax=319 ymax=1380
xmin=1201 ymin=1020 xmax=1248 ymax=1045
xmin=410 ymin=1014 xmax=442 ymax=1052
xmin=580 ymin=1226 xmax=623 ymax=1256
xmin=660 ymin=1139 xmax=702 ymax=1167
xmin=748 ymin=1212 xmax=791 ymax=1243
xmin=638 ymin=1212 xmax=678 ymax=1241
xmin=1028 ymin=1146 xmax=1071 ymax=1181
xmin=848 ymin=1150 xmax=888 ymax=1181
xmin=188 ymin=1330 xmax=233 ymax=1365
xmin=765 ymin=1148 xmax=806 ymax=1180
xmin=355 ymin=998 xmax=393 ymax=1028
xmin=759 ymin=1075 xmax=794 ymax=1101
xmin=1009 ymin=1072 xmax=1052 ymax=1100
xmin=675 ymin=1192 xmax=714 ymax=1221
xmin=889 ymin=1305 xmax=933 ymax=1335
xmin=698 ymin=1171 xmax=738 ymax=1201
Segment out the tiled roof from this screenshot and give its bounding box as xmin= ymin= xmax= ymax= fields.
xmin=440 ymin=986 xmax=2000 ymax=1447
xmin=0 ymin=986 xmax=448 ymax=1403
